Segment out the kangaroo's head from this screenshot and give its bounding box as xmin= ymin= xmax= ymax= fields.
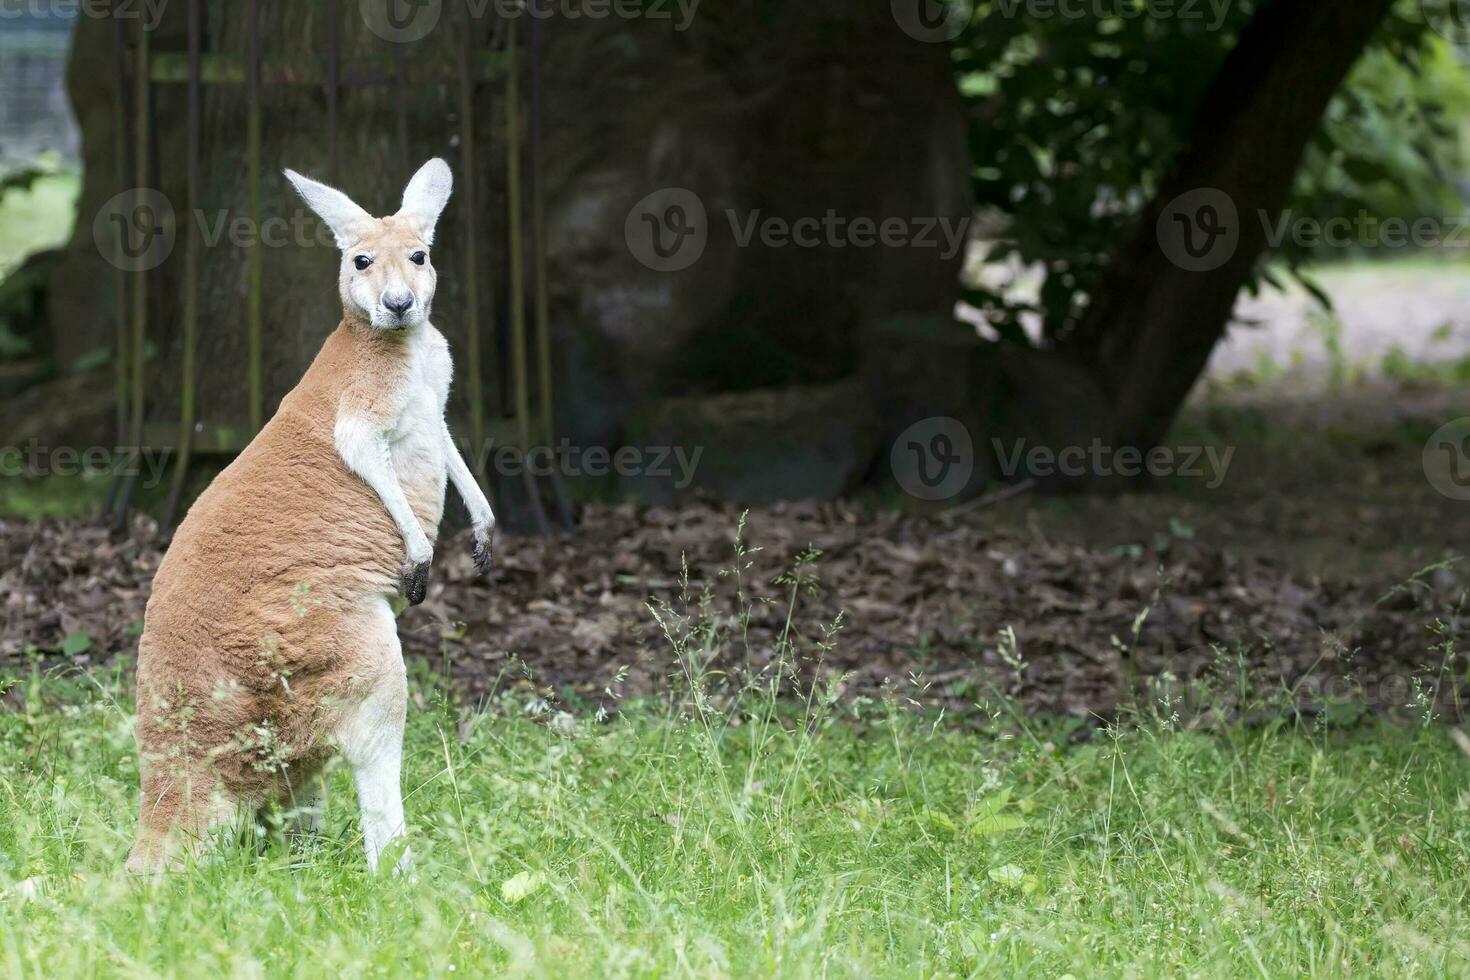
xmin=284 ymin=158 xmax=452 ymax=332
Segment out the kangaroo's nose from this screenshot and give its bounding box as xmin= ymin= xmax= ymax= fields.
xmin=383 ymin=291 xmax=414 ymax=317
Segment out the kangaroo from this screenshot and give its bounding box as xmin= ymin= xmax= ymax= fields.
xmin=126 ymin=158 xmax=493 ymax=874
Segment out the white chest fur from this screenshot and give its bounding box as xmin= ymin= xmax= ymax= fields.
xmin=389 ymin=324 xmax=452 ymax=522
xmin=332 ymin=323 xmax=455 ymax=558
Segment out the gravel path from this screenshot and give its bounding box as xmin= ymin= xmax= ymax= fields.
xmin=1209 ymin=261 xmax=1470 ymax=384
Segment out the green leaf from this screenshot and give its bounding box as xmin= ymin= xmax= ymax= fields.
xmin=60 ymin=632 xmax=93 ymax=657
xmin=970 ymin=811 xmax=1027 ymax=836
xmin=988 ymin=864 xmax=1039 ymax=894
xmin=969 ymin=789 xmax=1026 ymax=836
xmin=500 ymin=870 xmax=546 ymax=905
xmin=918 ymin=809 xmax=959 ymax=836
xmin=988 ymin=864 xmax=1024 ymax=886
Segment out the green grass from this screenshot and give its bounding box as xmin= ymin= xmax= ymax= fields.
xmin=2 ymin=663 xmax=1470 ymax=977
xmin=3 ymin=535 xmax=1469 ymax=977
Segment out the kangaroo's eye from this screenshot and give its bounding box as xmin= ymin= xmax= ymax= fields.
xmin=353 ymin=255 xmax=372 ymax=271
xmin=410 ymin=251 xmax=427 ymax=266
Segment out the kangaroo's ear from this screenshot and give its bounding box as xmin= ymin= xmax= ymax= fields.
xmin=284 ymin=168 xmax=373 ymax=249
xmin=397 ymin=158 xmax=453 ymax=246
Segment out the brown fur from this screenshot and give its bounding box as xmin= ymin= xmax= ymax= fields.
xmin=126 ymin=159 xmax=477 ymax=873
xmin=128 ymin=317 xmax=440 ymax=869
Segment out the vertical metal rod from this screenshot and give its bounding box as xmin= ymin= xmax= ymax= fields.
xmin=457 ymin=0 xmax=485 ymax=476
xmin=165 ymin=0 xmax=203 ymax=532
xmin=101 ymin=5 xmax=132 ymax=523
xmin=505 ymin=20 xmax=548 ymax=534
xmin=529 ymin=15 xmax=571 ymax=531
xmin=326 ymin=0 xmax=340 ymax=182
xmin=116 ymin=18 xmax=151 ymax=534
xmin=505 ymin=18 xmax=528 ymax=452
xmin=110 ymin=6 xmax=130 ymax=456
xmin=530 ymin=13 xmax=552 ymax=449
xmin=247 ymin=0 xmax=263 ymax=432
xmin=393 ymin=40 xmax=409 ymax=172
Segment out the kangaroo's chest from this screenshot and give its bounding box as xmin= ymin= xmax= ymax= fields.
xmin=390 ymin=328 xmax=453 ymax=529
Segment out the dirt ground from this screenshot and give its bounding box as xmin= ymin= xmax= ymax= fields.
xmin=5 ymin=258 xmax=1469 ymax=721
xmin=4 ymin=379 xmax=1469 ymax=725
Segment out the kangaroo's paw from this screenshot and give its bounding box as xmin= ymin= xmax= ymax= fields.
xmin=399 ymin=559 xmax=431 ymax=606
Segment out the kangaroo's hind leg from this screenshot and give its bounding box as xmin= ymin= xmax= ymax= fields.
xmin=332 ymin=599 xmax=411 ymax=874
xmin=258 ymin=764 xmax=327 ymax=848
xmin=126 ymin=765 xmax=249 ymax=874
xmin=127 ymin=671 xmax=254 ymax=874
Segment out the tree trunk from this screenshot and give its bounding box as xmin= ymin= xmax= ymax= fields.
xmin=1073 ymin=0 xmax=1397 ymax=450
xmin=49 ymin=4 xmax=968 ymax=475
xmin=53 ymin=4 xmax=493 ymax=437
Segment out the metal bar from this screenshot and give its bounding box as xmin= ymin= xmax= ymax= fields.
xmin=146 ymin=51 xmax=511 ymax=85
xmin=325 ymin=0 xmax=339 ymax=182
xmin=505 ymin=19 xmax=529 ymax=452
xmin=530 ymin=13 xmax=552 ymax=448
xmin=520 ymin=465 xmax=551 ymax=536
xmin=101 ymin=3 xmax=132 ymax=524
xmin=165 ymin=0 xmax=204 ymax=533
xmin=110 ymin=6 xmax=130 ymax=456
xmin=506 ymin=21 xmax=549 ymax=536
xmin=531 ymin=15 xmax=573 ymax=534
xmin=116 ymin=17 xmax=151 ymax=535
xmin=393 ymin=41 xmax=409 ymax=172
xmin=547 ymin=469 xmax=575 ymax=532
xmin=247 ymin=0 xmax=263 ymax=432
xmin=457 ymin=0 xmax=486 ymax=478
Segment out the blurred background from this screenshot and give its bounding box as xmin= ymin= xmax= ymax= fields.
xmin=4 ymin=0 xmax=1470 ymax=709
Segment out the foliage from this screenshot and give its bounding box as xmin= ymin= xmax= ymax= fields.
xmin=954 ymin=0 xmax=1468 ymax=345
xmin=1294 ymin=36 xmax=1470 ymax=263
